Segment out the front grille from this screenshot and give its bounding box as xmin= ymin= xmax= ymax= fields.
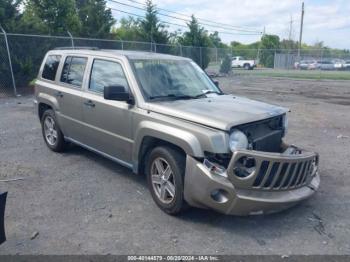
xmin=227 ymin=148 xmax=318 ymax=191
xmin=252 ymin=159 xmax=313 ymax=190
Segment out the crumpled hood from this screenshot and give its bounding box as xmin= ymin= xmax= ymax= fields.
xmin=146 ymin=94 xmax=288 ymax=130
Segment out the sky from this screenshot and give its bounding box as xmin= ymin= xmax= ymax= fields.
xmin=108 ymin=0 xmax=350 ymax=49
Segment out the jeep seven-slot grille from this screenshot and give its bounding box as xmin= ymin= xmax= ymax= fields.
xmin=252 ymin=159 xmax=313 ymax=190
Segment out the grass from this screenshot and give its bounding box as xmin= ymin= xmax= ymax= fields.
xmin=206 ymin=63 xmax=350 ymax=80
xmin=236 ymin=69 xmax=350 ymax=81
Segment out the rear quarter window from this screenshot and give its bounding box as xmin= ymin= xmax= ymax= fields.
xmin=42 ymin=55 xmax=61 ymax=81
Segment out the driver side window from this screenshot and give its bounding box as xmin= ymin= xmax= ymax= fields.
xmin=89 ymin=59 xmax=129 ymax=93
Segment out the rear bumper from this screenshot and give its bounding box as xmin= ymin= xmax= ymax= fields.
xmin=184 ymin=146 xmax=319 ymax=216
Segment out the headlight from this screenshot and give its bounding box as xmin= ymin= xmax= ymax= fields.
xmin=282 ymin=114 xmax=288 ymax=136
xmin=229 ymin=129 xmax=248 ymax=152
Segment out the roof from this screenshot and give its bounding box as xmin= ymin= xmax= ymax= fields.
xmin=49 ymin=48 xmax=189 ymax=61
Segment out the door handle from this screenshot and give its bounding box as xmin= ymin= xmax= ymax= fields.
xmin=54 ymin=91 xmax=63 ymax=98
xmin=84 ymin=100 xmax=95 ymax=108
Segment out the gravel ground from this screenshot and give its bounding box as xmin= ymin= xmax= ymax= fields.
xmin=0 ymin=76 xmax=349 ymax=255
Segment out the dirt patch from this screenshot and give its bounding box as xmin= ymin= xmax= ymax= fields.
xmin=0 ymin=162 xmax=37 ymax=179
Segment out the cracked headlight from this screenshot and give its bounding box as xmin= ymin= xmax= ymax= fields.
xmin=229 ymin=129 xmax=248 ymax=152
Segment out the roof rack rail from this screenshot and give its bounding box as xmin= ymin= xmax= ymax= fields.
xmin=53 ymin=46 xmax=100 ymax=50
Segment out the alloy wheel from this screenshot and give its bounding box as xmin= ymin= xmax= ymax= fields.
xmin=150 ymin=157 xmax=176 ymax=204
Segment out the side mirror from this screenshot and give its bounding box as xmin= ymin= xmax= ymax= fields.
xmin=104 ymin=85 xmax=132 ymax=103
xmin=213 ymin=80 xmax=219 ymax=87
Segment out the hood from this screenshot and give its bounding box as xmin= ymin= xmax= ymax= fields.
xmin=146 ymin=94 xmax=288 ymax=130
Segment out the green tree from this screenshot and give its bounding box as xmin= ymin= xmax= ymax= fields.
xmin=23 ymin=0 xmax=81 ymax=35
xmin=259 ymin=34 xmax=280 ymax=67
xmin=230 ymin=41 xmax=260 ymax=60
xmin=139 ymin=0 xmax=168 ymax=45
xmin=209 ymin=31 xmax=227 ymax=48
xmin=76 ymin=0 xmax=115 ymax=38
xmin=179 ymin=15 xmax=211 ymax=69
xmin=280 ymin=39 xmax=298 ymax=50
xmin=111 ymin=16 xmax=142 ymax=41
xmin=0 ymin=0 xmax=22 ymax=32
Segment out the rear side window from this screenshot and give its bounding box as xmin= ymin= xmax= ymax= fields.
xmin=60 ymin=56 xmax=87 ymax=87
xmin=42 ymin=55 xmax=61 ymax=81
xmin=89 ymin=59 xmax=129 ymax=93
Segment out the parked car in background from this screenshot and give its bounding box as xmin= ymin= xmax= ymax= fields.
xmin=298 ymin=60 xmax=318 ymax=70
xmin=231 ymin=56 xmax=256 ymax=70
xmin=294 ymin=61 xmax=299 ymax=69
xmin=333 ymin=59 xmax=345 ymax=70
xmin=318 ymin=60 xmax=335 ymax=70
xmin=343 ymin=60 xmax=350 ymax=70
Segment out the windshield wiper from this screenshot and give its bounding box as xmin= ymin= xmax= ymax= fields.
xmin=149 ymin=91 xmax=223 ymax=100
xmin=193 ymin=90 xmax=222 ymax=98
xmin=149 ymin=94 xmax=197 ymax=100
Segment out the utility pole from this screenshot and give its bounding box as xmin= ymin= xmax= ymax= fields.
xmin=256 ymin=26 xmax=265 ymax=63
xmin=288 ymin=15 xmax=293 ymax=41
xmin=297 ymin=2 xmax=304 ymax=62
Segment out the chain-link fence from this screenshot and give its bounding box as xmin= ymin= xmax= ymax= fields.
xmin=0 ymin=33 xmax=15 ymax=97
xmin=1 ymin=32 xmax=350 ymax=97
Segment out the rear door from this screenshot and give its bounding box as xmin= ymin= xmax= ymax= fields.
xmin=81 ymin=57 xmax=134 ymax=165
xmin=55 ymin=55 xmax=88 ymax=141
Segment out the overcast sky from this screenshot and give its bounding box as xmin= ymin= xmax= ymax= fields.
xmin=109 ymin=0 xmax=350 ymax=49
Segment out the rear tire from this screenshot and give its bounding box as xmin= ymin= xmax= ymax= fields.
xmin=244 ymin=63 xmax=251 ymax=70
xmin=41 ymin=109 xmax=67 ymax=152
xmin=145 ymin=146 xmax=188 ymax=215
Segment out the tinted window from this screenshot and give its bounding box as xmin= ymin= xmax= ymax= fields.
xmin=42 ymin=55 xmax=61 ymax=81
xmin=60 ymin=56 xmax=87 ymax=87
xmin=89 ymin=59 xmax=129 ymax=93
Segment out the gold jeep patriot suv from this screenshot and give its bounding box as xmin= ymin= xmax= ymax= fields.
xmin=34 ymin=48 xmax=320 ymax=215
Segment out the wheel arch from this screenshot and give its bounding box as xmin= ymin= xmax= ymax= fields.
xmin=133 ymin=122 xmax=203 ymax=174
xmin=36 ymin=92 xmax=60 ymax=118
xmin=137 ymin=136 xmax=187 ymax=175
xmin=38 ymin=102 xmax=53 ymax=120
xmin=243 ymin=63 xmax=250 ymax=68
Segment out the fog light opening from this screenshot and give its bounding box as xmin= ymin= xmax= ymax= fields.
xmin=210 ymin=189 xmax=229 ymax=203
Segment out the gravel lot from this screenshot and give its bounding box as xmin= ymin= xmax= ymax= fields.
xmin=0 ymin=76 xmax=349 ymax=255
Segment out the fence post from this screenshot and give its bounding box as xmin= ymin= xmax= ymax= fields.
xmin=199 ymin=47 xmax=203 ymax=68
xmin=0 ymin=25 xmax=17 ymax=96
xmin=178 ymin=43 xmax=183 ymax=56
xmin=67 ymin=31 xmax=74 ymax=48
xmin=115 ymin=36 xmax=124 ymax=50
xmin=215 ymin=47 xmax=218 ymax=64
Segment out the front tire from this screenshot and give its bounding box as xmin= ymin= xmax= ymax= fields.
xmin=146 ymin=146 xmax=188 ymax=215
xmin=41 ymin=109 xmax=67 ymax=152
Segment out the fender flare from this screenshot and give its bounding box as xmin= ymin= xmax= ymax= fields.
xmin=132 ymin=121 xmax=203 ymax=172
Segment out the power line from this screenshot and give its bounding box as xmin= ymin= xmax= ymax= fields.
xmin=107 ymin=0 xmax=262 ymax=33
xmin=110 ymin=7 xmax=262 ymax=36
xmin=123 ymin=0 xmax=260 ymax=31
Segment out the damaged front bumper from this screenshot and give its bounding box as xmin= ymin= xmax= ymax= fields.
xmin=184 ymin=144 xmax=320 ymax=215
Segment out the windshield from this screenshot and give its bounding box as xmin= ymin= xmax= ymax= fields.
xmin=130 ymin=59 xmax=222 ymax=100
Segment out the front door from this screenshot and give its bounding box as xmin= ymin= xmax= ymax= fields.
xmin=81 ymin=58 xmax=134 ymax=165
